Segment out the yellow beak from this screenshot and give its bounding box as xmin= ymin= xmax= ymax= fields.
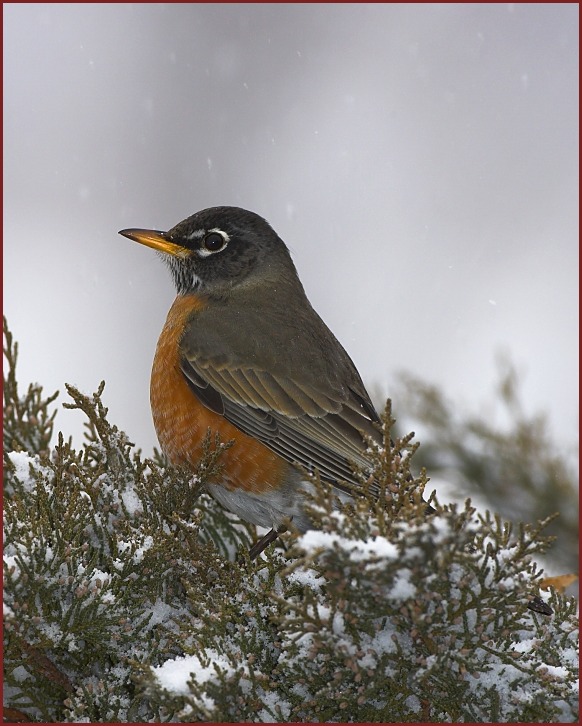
xmin=118 ymin=228 xmax=190 ymax=258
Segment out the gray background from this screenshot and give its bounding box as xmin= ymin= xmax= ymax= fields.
xmin=4 ymin=4 xmax=578 ymax=461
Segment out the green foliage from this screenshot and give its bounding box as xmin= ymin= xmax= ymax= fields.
xmin=3 ymin=316 xmax=58 ymax=458
xmin=394 ymin=356 xmax=579 ymax=575
xmin=3 ymin=320 xmax=579 ymax=722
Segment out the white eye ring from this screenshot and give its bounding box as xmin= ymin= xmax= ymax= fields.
xmin=197 ymin=228 xmax=229 ymax=257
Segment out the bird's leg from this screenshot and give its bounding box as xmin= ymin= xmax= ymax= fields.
xmin=248 ymin=522 xmax=289 ymax=561
xmin=248 ymin=528 xmax=280 ymax=560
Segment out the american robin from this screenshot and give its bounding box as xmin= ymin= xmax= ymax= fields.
xmin=119 ymin=206 xmax=397 ymax=558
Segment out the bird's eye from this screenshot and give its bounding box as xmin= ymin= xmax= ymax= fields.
xmin=202 ymin=232 xmax=227 ymax=252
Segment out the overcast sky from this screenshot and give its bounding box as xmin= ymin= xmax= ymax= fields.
xmin=4 ymin=3 xmax=579 ymax=461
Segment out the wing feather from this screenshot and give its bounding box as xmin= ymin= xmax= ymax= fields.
xmin=180 ymin=356 xmax=381 ymax=490
xmin=177 ymin=292 xmax=382 ymax=491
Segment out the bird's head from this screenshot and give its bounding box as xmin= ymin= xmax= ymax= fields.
xmin=120 ymin=206 xmax=299 ymax=297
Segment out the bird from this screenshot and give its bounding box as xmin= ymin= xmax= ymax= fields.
xmin=119 ymin=209 xmax=555 ymax=617
xmin=119 ymin=206 xmax=402 ymax=559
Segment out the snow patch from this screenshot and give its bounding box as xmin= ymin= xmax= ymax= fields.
xmin=153 ymin=649 xmax=234 ymax=706
xmin=7 ymin=451 xmax=41 ymax=490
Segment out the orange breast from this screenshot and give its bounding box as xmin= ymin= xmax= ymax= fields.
xmin=150 ymin=294 xmax=286 ymax=494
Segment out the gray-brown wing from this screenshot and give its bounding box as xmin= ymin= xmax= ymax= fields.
xmin=178 ymin=283 xmax=383 ymax=490
xmin=179 ymin=356 xmax=382 ymax=491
